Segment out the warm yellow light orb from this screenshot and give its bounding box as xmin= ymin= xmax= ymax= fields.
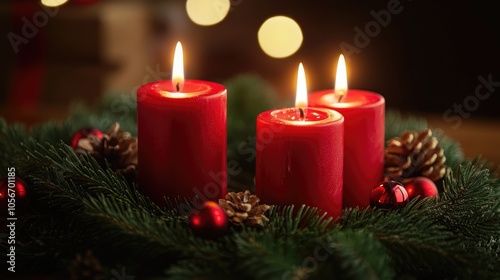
xmin=186 ymin=0 xmax=230 ymax=26
xmin=258 ymin=16 xmax=303 ymax=58
xmin=41 ymin=0 xmax=69 ymax=8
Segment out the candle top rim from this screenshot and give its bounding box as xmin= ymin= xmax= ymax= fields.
xmin=258 ymin=107 xmax=343 ymax=126
xmin=309 ymin=89 xmax=384 ymax=109
xmin=138 ymin=80 xmax=226 ymax=100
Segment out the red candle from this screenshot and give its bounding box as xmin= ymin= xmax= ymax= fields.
xmin=137 ymin=42 xmax=227 ymax=206
xmin=309 ymin=55 xmax=385 ymax=208
xmin=256 ymin=63 xmax=344 ymax=218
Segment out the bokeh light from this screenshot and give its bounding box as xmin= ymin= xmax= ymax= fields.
xmin=41 ymin=0 xmax=69 ymax=8
xmin=186 ymin=0 xmax=230 ymax=26
xmin=258 ymin=16 xmax=303 ymax=58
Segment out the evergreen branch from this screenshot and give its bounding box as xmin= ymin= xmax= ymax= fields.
xmin=231 ymin=227 xmax=394 ymax=280
xmin=9 ymin=139 xmax=227 ymax=272
xmin=81 ymin=194 xmax=192 ymax=261
xmin=231 ymin=231 xmax=302 ymax=279
xmin=166 ymin=260 xmax=233 ymax=280
xmin=425 ymin=161 xmax=500 ymax=274
xmin=340 ymin=202 xmax=476 ymax=277
xmin=21 ymin=140 xmax=163 ymax=215
xmin=432 ymin=162 xmax=499 ymax=239
xmin=225 ymin=207 xmax=394 ymax=279
xmin=317 ymin=231 xmax=393 ymax=280
xmin=266 ymin=205 xmax=333 ymax=235
xmin=216 ymin=207 xmax=338 ymax=279
xmin=0 ymin=119 xmax=27 ymax=175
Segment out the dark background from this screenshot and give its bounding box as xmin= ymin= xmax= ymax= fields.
xmin=0 ymin=0 xmax=499 ymax=120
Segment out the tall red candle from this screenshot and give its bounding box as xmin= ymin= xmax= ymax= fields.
xmin=137 ymin=42 xmax=227 ymax=206
xmin=309 ymin=55 xmax=385 ymax=208
xmin=256 ymin=64 xmax=344 ymax=218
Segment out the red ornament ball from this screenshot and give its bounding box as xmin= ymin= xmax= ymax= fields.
xmin=0 ymin=176 xmax=30 ymax=216
xmin=70 ymin=127 xmax=103 ymax=150
xmin=189 ymin=201 xmax=228 ymax=238
xmin=404 ymin=177 xmax=438 ymax=200
xmin=370 ymin=181 xmax=409 ymax=209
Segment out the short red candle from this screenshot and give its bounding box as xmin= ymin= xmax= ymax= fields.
xmin=137 ymin=43 xmax=227 ymax=206
xmin=309 ymin=56 xmax=384 ymax=208
xmin=255 ymin=64 xmax=344 ymax=218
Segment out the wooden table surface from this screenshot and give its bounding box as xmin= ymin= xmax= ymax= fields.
xmin=419 ymin=112 xmax=500 ymax=166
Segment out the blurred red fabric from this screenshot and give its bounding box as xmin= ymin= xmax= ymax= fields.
xmin=7 ymin=0 xmax=47 ymax=108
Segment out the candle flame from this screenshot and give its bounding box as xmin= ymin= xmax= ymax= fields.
xmin=295 ymin=63 xmax=308 ymax=109
xmin=172 ymin=41 xmax=184 ymax=92
xmin=334 ymin=54 xmax=348 ymax=102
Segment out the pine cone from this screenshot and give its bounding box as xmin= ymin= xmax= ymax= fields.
xmin=219 ymin=190 xmax=271 ymax=227
xmin=76 ymin=123 xmax=137 ymax=176
xmin=384 ymin=129 xmax=447 ymax=183
xmin=68 ymin=250 xmax=104 ymax=280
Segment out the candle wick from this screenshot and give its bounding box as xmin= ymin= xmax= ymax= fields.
xmin=337 ymin=94 xmax=344 ymax=102
xmin=335 ymin=90 xmax=346 ymax=103
xmin=299 ymin=107 xmax=305 ymax=119
xmin=176 ymin=82 xmax=180 ymax=92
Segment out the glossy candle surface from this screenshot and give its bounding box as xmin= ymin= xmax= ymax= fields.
xmin=137 ymin=80 xmax=227 ymax=206
xmin=309 ymin=89 xmax=385 ymax=208
xmin=256 ymin=108 xmax=344 ymax=218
